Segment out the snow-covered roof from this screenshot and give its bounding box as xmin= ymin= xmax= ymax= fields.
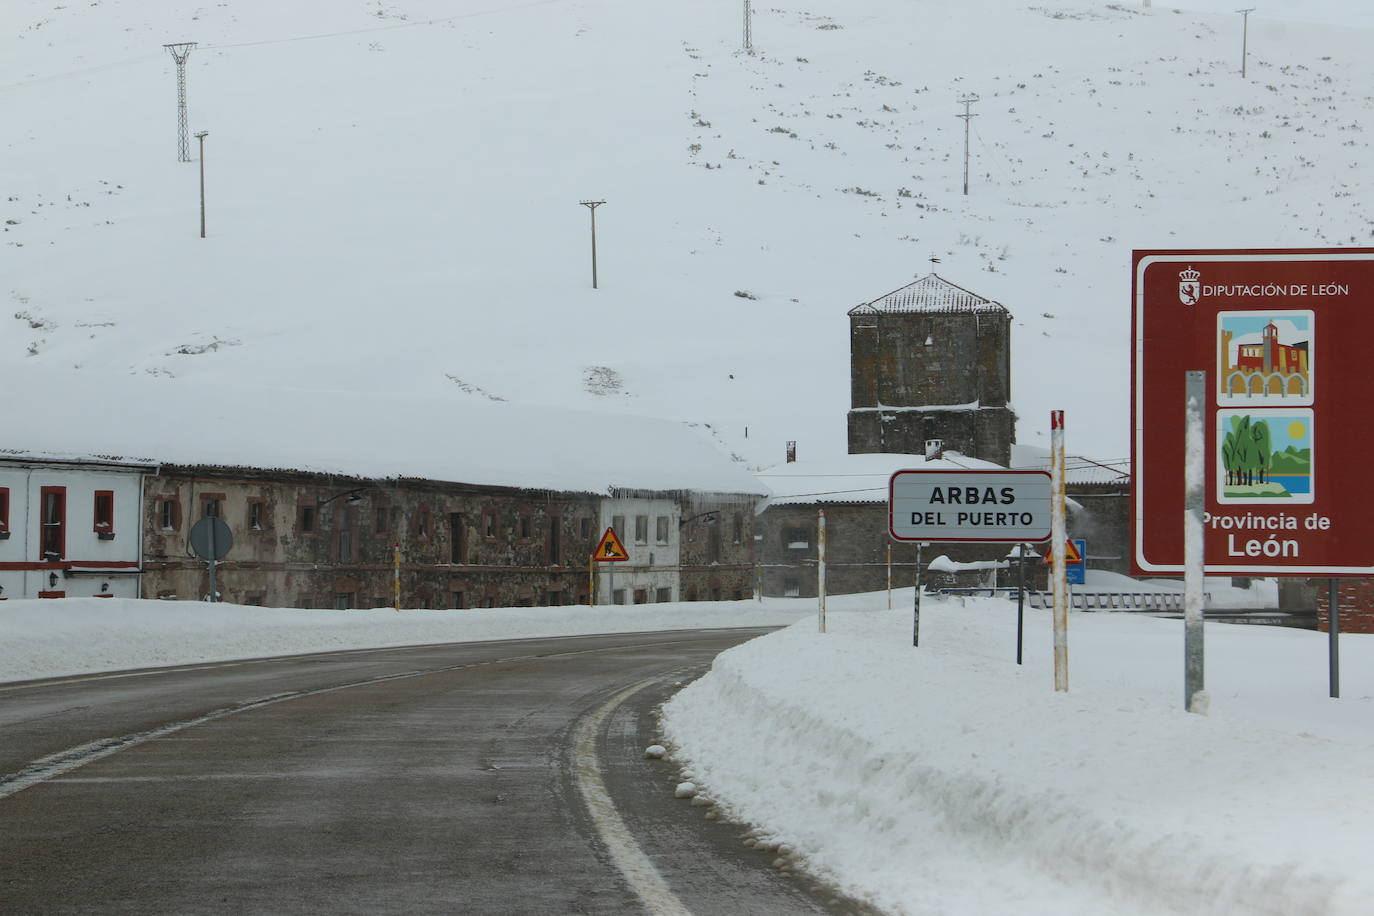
xmin=847 ymin=273 xmax=1008 ymax=316
xmin=756 ymin=451 xmax=1006 ymax=509
xmin=1010 ymin=444 xmax=1130 ymax=487
xmin=0 ymin=368 xmax=765 ymax=498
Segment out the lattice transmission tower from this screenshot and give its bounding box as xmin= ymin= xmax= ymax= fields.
xmin=743 ymin=0 xmax=754 ymax=54
xmin=163 ymin=42 xmax=197 ymax=162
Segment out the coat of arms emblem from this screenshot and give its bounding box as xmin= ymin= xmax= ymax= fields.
xmin=1178 ymin=266 xmax=1201 ymax=306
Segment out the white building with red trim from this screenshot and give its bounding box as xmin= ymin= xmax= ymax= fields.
xmin=0 ymin=454 xmax=158 ymax=600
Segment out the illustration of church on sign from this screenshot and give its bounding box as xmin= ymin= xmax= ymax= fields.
xmin=1217 ymin=311 xmax=1313 ymax=405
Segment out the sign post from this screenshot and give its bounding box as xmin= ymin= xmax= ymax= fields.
xmin=1184 ymin=371 xmax=1207 ymax=712
xmin=1050 ymin=411 xmax=1068 ymax=693
xmin=1134 ymin=249 xmax=1374 ymax=699
xmin=889 ymin=469 xmax=1053 ymax=653
xmin=189 ymin=517 xmax=233 ymax=603
xmin=593 ymin=527 xmax=629 ymax=605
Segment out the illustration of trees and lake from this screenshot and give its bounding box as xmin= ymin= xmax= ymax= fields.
xmin=1218 ymin=411 xmax=1313 ymax=502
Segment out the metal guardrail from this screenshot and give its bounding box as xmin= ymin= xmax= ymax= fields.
xmin=933 ymin=587 xmax=1202 ymax=612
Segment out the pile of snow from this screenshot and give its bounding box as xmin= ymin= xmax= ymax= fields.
xmin=0 ymin=596 xmax=810 ymax=684
xmin=663 ymin=593 xmax=1373 ymax=915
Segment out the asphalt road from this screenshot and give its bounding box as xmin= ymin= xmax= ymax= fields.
xmin=0 ymin=630 xmax=877 ymax=915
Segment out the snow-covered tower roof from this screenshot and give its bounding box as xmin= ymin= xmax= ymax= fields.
xmin=847 ymin=273 xmax=1009 ymax=315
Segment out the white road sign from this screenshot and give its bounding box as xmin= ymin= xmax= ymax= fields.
xmin=889 ymin=470 xmax=1053 ymax=543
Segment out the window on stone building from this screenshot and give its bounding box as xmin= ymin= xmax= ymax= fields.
xmin=633 ymin=588 xmax=649 ymax=605
xmin=374 ymin=506 xmax=389 ymax=536
xmin=733 ymin=512 xmax=744 ymax=545
xmin=201 ymin=494 xmax=224 ymax=518
xmin=733 ymin=589 xmax=744 ymax=601
xmin=656 ymin=516 xmax=670 ymax=544
xmin=414 ymin=506 xmax=431 ymax=539
xmin=783 ymin=576 xmax=800 ymax=598
xmin=93 ymin=490 xmax=115 ymax=538
xmin=612 ymin=588 xmax=626 ymax=605
xmin=298 ymin=505 xmax=317 ymax=534
xmin=242 ymin=593 xmax=264 ymax=606
xmin=482 ymin=508 xmax=498 ymax=539
xmin=711 ymin=586 xmax=723 ymax=601
xmin=519 ymin=512 xmax=533 ymax=540
xmin=247 ymin=500 xmax=265 ymax=531
xmin=686 ymin=587 xmax=698 ymax=602
xmin=157 ymin=498 xmax=180 ymax=531
xmin=612 ymin=514 xmax=625 ymax=538
xmin=783 ymin=525 xmax=810 ymax=548
xmin=656 ymin=586 xmax=672 ymax=603
xmin=634 ymin=515 xmax=648 ymax=544
xmin=547 ymin=589 xmax=563 ymax=607
xmin=0 ymin=486 xmax=9 ymax=537
xmin=579 ymin=517 xmax=593 ymax=539
xmin=338 ymin=507 xmax=354 ymax=562
xmin=451 ymin=590 xmax=467 ymax=610
xmin=334 ymin=593 xmax=354 ymax=610
xmin=709 ymin=524 xmax=722 ymax=563
xmin=450 ymin=513 xmax=468 ymax=564
xmin=297 ymin=596 xmax=314 ymax=609
xmin=372 ymin=596 xmax=388 ymax=610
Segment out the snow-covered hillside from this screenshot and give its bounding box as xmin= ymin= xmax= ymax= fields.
xmin=5 ymin=0 xmax=1371 ymax=469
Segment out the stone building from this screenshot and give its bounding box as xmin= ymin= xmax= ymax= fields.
xmin=847 ymin=273 xmax=1015 ymax=468
xmin=141 ymin=469 xmax=758 ymax=609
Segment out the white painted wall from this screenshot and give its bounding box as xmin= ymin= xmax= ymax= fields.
xmin=0 ymin=459 xmax=152 ymax=600
xmin=597 ymin=496 xmax=680 ymax=604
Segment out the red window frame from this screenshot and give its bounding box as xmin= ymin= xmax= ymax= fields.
xmin=40 ymin=486 xmax=66 ymax=560
xmin=0 ymin=486 xmax=9 ymax=536
xmin=93 ymin=489 xmax=115 ymax=537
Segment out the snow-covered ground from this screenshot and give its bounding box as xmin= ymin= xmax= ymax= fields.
xmin=6 ymin=587 xmax=1367 ymax=914
xmin=664 ymin=594 xmax=1374 ymax=916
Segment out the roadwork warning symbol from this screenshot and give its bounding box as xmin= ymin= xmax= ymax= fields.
xmin=594 ymin=527 xmax=629 ymax=562
xmin=1043 ymin=538 xmax=1083 ymax=565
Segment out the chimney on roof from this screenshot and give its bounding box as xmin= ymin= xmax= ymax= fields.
xmin=925 ymin=439 xmax=944 ymax=460
xmin=786 ymin=440 xmax=797 ymax=464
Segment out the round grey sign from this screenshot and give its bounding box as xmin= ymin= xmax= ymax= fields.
xmin=189 ymin=517 xmax=234 ymax=560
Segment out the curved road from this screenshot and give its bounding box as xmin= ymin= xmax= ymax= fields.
xmin=0 ymin=629 xmax=873 ymax=915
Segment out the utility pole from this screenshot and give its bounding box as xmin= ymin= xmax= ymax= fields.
xmin=579 ymin=200 xmax=605 ymax=289
xmin=163 ymin=42 xmax=197 ymax=162
xmin=1237 ymin=8 xmax=1256 ymax=78
xmin=743 ymin=0 xmax=753 ymax=54
xmin=194 ymin=131 xmax=208 ymax=238
xmin=957 ymin=95 xmax=979 ymax=196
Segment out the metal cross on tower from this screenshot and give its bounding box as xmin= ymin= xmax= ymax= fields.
xmin=163 ymin=42 xmax=197 ymax=162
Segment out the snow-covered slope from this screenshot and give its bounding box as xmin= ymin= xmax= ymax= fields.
xmin=5 ymin=0 xmax=1371 ymax=470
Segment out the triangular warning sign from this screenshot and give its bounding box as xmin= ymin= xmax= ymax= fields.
xmin=1043 ymin=539 xmax=1083 ymax=564
xmin=594 ymin=527 xmax=629 ymax=562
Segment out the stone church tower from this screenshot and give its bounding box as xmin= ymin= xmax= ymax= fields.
xmin=847 ymin=273 xmax=1014 ymax=467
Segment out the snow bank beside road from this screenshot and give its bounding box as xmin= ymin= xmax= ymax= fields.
xmin=662 ymin=597 xmax=1374 ymax=916
xmin=0 ymin=597 xmax=811 ymax=684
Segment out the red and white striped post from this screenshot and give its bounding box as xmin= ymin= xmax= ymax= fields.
xmin=1051 ymin=411 xmax=1069 ymax=692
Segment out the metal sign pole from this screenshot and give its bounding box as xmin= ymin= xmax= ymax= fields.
xmin=1016 ymin=543 xmax=1027 ymax=665
xmin=817 ymin=509 xmax=827 ymax=633
xmin=913 ymin=542 xmax=923 ymax=647
xmin=1329 ymin=578 xmax=1340 ymax=698
xmin=393 ymin=543 xmax=401 ymax=611
xmin=207 ymin=519 xmax=218 ymax=603
xmin=1184 ymin=371 xmax=1207 ymax=713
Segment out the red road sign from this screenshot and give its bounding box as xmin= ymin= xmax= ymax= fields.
xmin=593 ymin=527 xmax=629 ymax=562
xmin=1132 ymin=248 xmax=1374 ymax=575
